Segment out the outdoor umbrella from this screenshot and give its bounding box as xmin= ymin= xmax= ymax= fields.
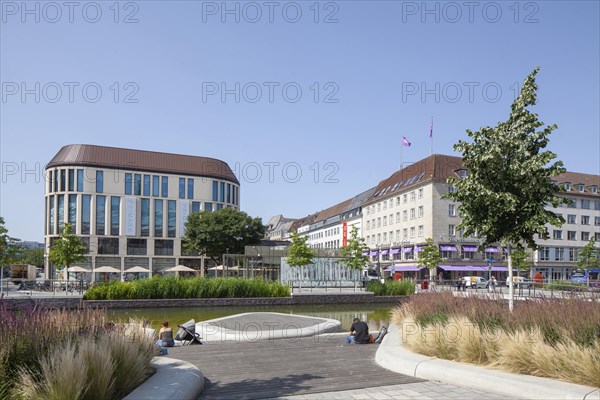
xmin=94 ymin=266 xmax=120 ymax=273
xmin=126 ymin=266 xmax=151 ymax=273
xmin=67 ymin=266 xmax=91 ymax=273
xmin=165 ymin=265 xmax=195 ymax=272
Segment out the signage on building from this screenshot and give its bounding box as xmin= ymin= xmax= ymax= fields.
xmin=447 ymin=237 xmax=481 ymax=244
xmin=124 ymin=197 xmax=136 ymax=236
xmin=342 ymin=222 xmax=347 ymax=246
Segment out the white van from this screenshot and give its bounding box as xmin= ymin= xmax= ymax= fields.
xmin=361 ymin=268 xmax=381 ymax=284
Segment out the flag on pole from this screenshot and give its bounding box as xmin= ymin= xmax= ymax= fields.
xmin=430 ymin=118 xmax=433 ymax=138
xmin=402 ymin=136 xmax=411 ymax=147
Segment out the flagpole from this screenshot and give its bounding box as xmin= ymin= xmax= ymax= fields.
xmin=430 ymin=117 xmax=433 ymax=156
xmin=400 ymin=140 xmax=403 ymax=169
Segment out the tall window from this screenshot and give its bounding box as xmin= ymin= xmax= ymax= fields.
xmin=141 ymin=199 xmax=150 ymax=237
xmin=161 ymin=176 xmax=168 ymax=197
xmin=77 ymin=169 xmax=84 ymax=192
xmin=60 ymin=169 xmax=66 ymax=191
xmin=569 ymin=247 xmax=577 ymax=261
xmin=418 ymin=225 xmax=424 ymax=237
xmin=418 ymin=206 xmax=424 ymax=218
xmin=553 ymin=230 xmax=562 ymax=240
xmin=410 ymin=208 xmax=415 ymax=219
xmin=96 ymin=195 xmax=106 ymax=235
xmin=567 ymin=214 xmax=576 ymax=224
xmin=125 ymin=173 xmax=132 ymax=195
xmin=192 ymin=202 xmax=201 ymax=213
xmin=179 ymin=178 xmax=186 ymax=199
xmin=155 ymin=240 xmax=174 ymax=256
xmin=227 ymin=183 xmax=231 ymax=203
xmin=539 ymin=247 xmax=549 ymax=261
xmin=568 ymin=231 xmax=577 ymax=240
xmin=219 ymin=182 xmax=225 ymax=202
xmin=205 ymin=202 xmax=213 ymax=212
xmin=96 ymin=170 xmax=104 ymax=193
xmin=134 ymin=174 xmax=141 ymax=196
xmin=581 ymin=216 xmax=590 ymax=225
xmin=48 ymin=170 xmax=53 ymax=193
xmin=581 ymin=199 xmax=590 ymax=209
xmin=127 ymin=239 xmax=147 ymax=255
xmin=143 ymin=175 xmax=150 ymax=196
xmin=168 ymin=200 xmax=176 ymax=238
xmin=154 ymin=199 xmax=163 ymax=237
xmin=68 ymin=194 xmax=77 ymax=231
xmin=49 ymin=196 xmax=55 ymax=234
xmin=581 ymin=232 xmax=590 ymax=241
xmin=54 ymin=168 xmax=59 ymax=192
xmin=68 ymin=169 xmax=74 ymax=191
xmin=187 ymin=178 xmax=194 ymax=199
xmin=448 ymin=224 xmax=455 ymax=236
xmin=57 ymin=195 xmax=64 ymax=233
xmin=81 ymin=195 xmax=91 ymax=235
xmin=554 ymin=247 xmax=564 ymax=261
xmin=449 ymin=204 xmax=456 ymax=216
xmin=212 ymin=181 xmax=218 ymax=201
xmin=152 ymin=175 xmax=160 ymax=197
xmin=110 ymin=197 xmax=120 ymax=236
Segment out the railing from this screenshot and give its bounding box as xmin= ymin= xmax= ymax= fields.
xmin=0 ymin=278 xmax=89 ymax=296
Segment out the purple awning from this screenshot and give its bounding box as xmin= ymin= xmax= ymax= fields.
xmin=385 ymin=265 xmax=423 ymax=272
xmin=462 ymin=245 xmax=478 ymax=252
xmin=415 ymin=245 xmax=424 ymax=252
xmin=402 ymin=246 xmax=414 ymax=253
xmin=439 ymin=265 xmax=480 ymax=271
xmin=485 ymin=247 xmax=499 ymax=253
xmin=440 ymin=245 xmax=457 ymax=252
xmin=390 ymin=248 xmax=401 ymax=254
xmin=369 ymin=250 xmax=378 ymax=256
xmin=380 ymin=249 xmax=389 ymax=255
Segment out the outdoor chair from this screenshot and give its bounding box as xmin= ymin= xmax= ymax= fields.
xmin=175 ymin=319 xmax=203 ymax=345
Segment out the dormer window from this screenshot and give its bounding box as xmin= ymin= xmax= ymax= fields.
xmin=457 ymin=169 xmax=468 ymax=179
xmin=590 ymin=185 xmax=598 ymax=194
xmin=578 ymin=184 xmax=585 ymax=192
xmin=563 ymin=182 xmax=571 ymax=191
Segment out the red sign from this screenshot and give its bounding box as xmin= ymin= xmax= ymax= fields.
xmin=342 ymin=222 xmax=348 ymax=246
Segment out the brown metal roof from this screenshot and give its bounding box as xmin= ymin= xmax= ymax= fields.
xmin=46 ymin=144 xmax=239 ymax=184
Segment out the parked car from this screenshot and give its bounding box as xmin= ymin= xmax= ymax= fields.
xmin=506 ymin=276 xmax=532 ymax=288
xmin=464 ymin=276 xmax=488 ymax=289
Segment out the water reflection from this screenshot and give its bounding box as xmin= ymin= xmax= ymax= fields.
xmin=108 ymin=303 xmax=397 ymax=332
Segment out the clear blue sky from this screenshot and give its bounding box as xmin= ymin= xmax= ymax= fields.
xmin=1 ymin=0 xmax=599 ymax=242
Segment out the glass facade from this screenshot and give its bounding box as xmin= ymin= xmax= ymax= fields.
xmin=125 ymin=173 xmax=132 ymax=195
xmin=155 ymin=239 xmax=174 ymax=256
xmin=96 ymin=195 xmax=106 ymax=235
xmin=219 ymin=182 xmax=225 ymax=202
xmin=98 ymin=238 xmax=119 ymax=254
xmin=187 ymin=178 xmax=194 ymax=199
xmin=179 ymin=178 xmax=185 ymax=199
xmin=141 ymin=198 xmax=150 ymax=237
xmin=134 ymin=174 xmax=141 ymax=195
xmin=49 ymin=196 xmax=55 ymax=234
xmin=68 ymin=169 xmax=74 ymax=191
xmin=68 ymin=194 xmax=77 ymax=230
xmin=205 ymin=202 xmax=213 ymax=212
xmin=152 ymin=175 xmax=160 ymax=197
xmin=127 ymin=239 xmax=147 ymax=255
xmin=212 ymin=181 xmax=218 ymax=201
xmin=110 ymin=196 xmax=120 ymax=236
xmin=57 ymin=194 xmax=64 ymax=233
xmin=60 ymin=169 xmax=66 ymax=191
xmin=96 ymin=170 xmax=104 ymax=193
xmin=154 ymin=199 xmax=163 ymax=237
xmin=77 ymin=169 xmax=84 ymax=192
xmin=168 ymin=200 xmax=176 ymax=238
xmin=81 ymin=195 xmax=91 ymax=235
xmin=161 ymin=176 xmax=168 ymax=197
xmin=143 ymin=175 xmax=150 ymax=196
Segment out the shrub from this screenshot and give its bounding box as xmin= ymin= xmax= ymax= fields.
xmin=367 ymin=279 xmax=415 ymax=296
xmin=83 ymin=277 xmax=291 ymax=300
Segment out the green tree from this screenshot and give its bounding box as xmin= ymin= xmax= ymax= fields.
xmin=577 ymin=239 xmax=600 ymax=270
xmin=48 ymin=223 xmax=86 ymax=283
xmin=417 ymin=238 xmax=442 ymax=282
xmin=21 ymin=247 xmax=45 ymax=268
xmin=446 ymin=68 xmax=568 ymax=311
xmin=339 ymin=226 xmax=369 ymax=271
xmin=0 ymin=217 xmax=20 ymax=273
xmin=510 ymin=247 xmax=532 ymax=275
xmin=184 ymin=208 xmax=265 ymax=265
xmin=286 ymin=232 xmax=315 ymax=269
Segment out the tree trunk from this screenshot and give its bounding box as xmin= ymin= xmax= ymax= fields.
xmin=507 ymin=245 xmax=514 ymax=312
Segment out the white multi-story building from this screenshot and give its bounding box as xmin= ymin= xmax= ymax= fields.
xmin=290 ymin=154 xmax=599 ymax=282
xmin=44 ymin=144 xmax=240 ymax=279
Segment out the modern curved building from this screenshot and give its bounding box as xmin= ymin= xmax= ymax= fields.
xmin=44 ymin=144 xmax=240 ymax=279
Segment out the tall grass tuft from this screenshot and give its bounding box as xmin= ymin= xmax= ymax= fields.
xmin=83 ymin=276 xmax=291 ymax=300
xmin=393 ymin=292 xmax=600 ymax=387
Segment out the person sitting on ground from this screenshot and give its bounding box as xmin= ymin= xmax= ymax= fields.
xmin=155 ymin=320 xmax=175 ymax=347
xmin=346 ymin=317 xmax=370 ymax=344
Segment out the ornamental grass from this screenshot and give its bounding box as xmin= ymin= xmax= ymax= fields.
xmin=83 ymin=276 xmax=291 ymax=300
xmin=391 ymin=292 xmax=600 ymax=386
